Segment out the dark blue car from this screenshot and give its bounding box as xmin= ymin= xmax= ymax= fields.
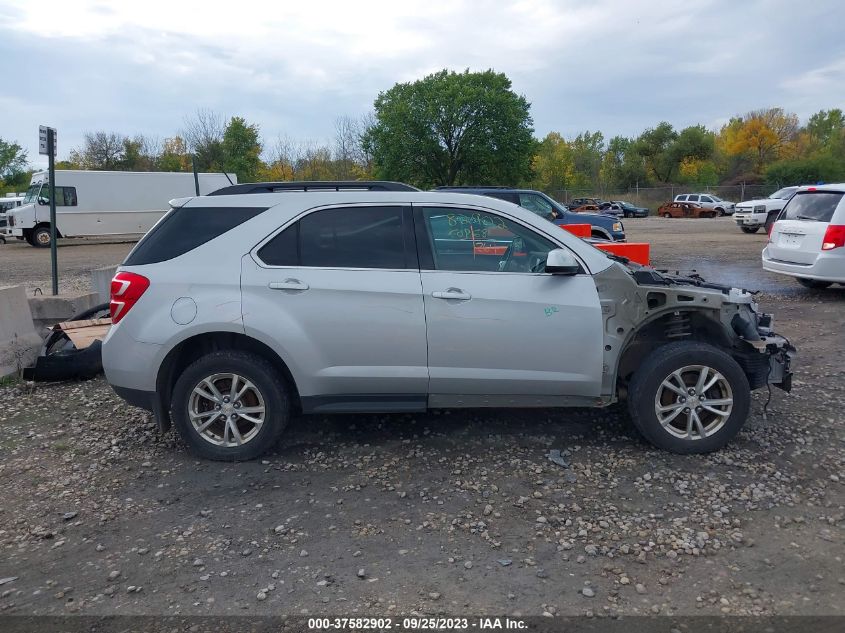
xmin=434 ymin=186 xmax=626 ymax=241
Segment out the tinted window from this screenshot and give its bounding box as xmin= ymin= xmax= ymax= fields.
xmin=125 ymin=206 xmax=267 ymax=265
xmin=259 ymin=206 xmax=408 ymax=269
xmin=687 ymin=195 xmax=699 ymax=202
xmin=423 ymin=207 xmax=556 ymax=273
xmin=486 ymin=192 xmax=519 ymax=204
xmin=518 ymin=193 xmax=555 ymax=219
xmin=699 ymin=195 xmax=712 ymax=203
xmin=781 ymin=191 xmax=843 ymax=222
xmin=676 ymin=195 xmax=687 ymax=201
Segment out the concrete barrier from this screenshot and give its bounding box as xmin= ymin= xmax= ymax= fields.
xmin=91 ymin=265 xmax=119 ymax=304
xmin=28 ymin=291 xmax=100 ymax=333
xmin=0 ymin=285 xmax=42 ymax=378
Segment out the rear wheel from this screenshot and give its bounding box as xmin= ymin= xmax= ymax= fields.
xmin=741 ymin=226 xmax=760 ymax=234
xmin=796 ymin=278 xmax=832 ymax=289
xmin=628 ymin=341 xmax=750 ymax=454
xmin=171 ymin=351 xmax=289 ymax=461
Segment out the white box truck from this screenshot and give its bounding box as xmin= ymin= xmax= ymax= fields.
xmin=5 ymin=170 xmax=237 ymax=247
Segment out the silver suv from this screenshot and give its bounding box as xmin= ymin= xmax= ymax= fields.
xmin=103 ymin=181 xmax=794 ymax=461
xmin=674 ymin=193 xmax=736 ymax=215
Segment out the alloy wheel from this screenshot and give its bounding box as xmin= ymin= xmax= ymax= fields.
xmin=654 ymin=365 xmax=733 ymax=440
xmin=188 ymin=373 xmax=266 ymax=447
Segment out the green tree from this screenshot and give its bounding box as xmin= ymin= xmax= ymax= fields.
xmin=635 ymin=122 xmax=679 ymax=183
xmin=221 ymin=117 xmax=263 ymax=182
xmin=0 ymin=138 xmax=28 ymax=180
xmin=364 ymin=69 xmax=535 ymax=187
xmin=765 ymin=155 xmax=845 ymax=186
xmin=569 ymin=131 xmax=604 ymax=189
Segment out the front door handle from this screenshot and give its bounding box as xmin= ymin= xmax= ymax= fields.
xmin=432 ymin=288 xmax=471 ymax=301
xmin=269 ymin=279 xmax=309 ymax=291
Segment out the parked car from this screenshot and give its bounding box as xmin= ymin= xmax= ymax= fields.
xmin=613 ymin=201 xmax=650 ymax=218
xmin=103 ymin=181 xmax=794 ymax=461
xmin=571 ymin=197 xmax=604 ymax=208
xmin=674 ymin=193 xmax=735 ymax=216
xmin=733 ymin=186 xmax=800 ymax=234
xmin=762 ymin=184 xmax=845 ymax=289
xmin=597 ymin=201 xmax=648 ymax=218
xmin=434 ymin=187 xmax=625 ymax=241
xmin=658 ymin=201 xmax=717 ymax=218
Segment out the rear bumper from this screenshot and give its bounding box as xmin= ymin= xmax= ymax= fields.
xmin=762 ymin=248 xmax=845 ymax=283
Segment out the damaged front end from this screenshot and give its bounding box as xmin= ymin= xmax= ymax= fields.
xmin=595 ymin=261 xmax=795 ymax=402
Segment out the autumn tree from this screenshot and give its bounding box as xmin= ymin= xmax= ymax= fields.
xmin=727 ymin=108 xmax=799 ymax=173
xmin=158 ymin=136 xmax=192 ymax=172
xmin=364 ymin=69 xmax=534 ymax=187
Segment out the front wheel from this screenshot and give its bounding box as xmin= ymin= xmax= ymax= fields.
xmin=741 ymin=226 xmax=760 ymax=234
xmin=170 ymin=351 xmax=289 ymax=460
xmin=796 ymin=278 xmax=832 ymax=289
xmin=627 ymin=342 xmax=750 ymax=454
xmin=31 ymin=225 xmax=52 ymax=248
xmin=663 ymin=212 xmax=672 ymax=218
xmin=716 ymin=208 xmax=726 ymax=216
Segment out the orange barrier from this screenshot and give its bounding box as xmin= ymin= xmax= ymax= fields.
xmin=560 ymin=223 xmax=592 ymax=238
xmin=594 ymin=242 xmax=650 ymax=266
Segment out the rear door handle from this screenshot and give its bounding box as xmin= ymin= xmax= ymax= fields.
xmin=269 ymin=279 xmax=309 ymax=291
xmin=432 ymin=288 xmax=471 ymax=301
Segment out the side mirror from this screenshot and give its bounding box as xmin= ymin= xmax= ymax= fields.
xmin=545 ymin=248 xmax=580 ymax=275
xmin=37 ymin=197 xmax=48 ymax=206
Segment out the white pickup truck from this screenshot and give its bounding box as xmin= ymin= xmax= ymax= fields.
xmin=733 ymin=186 xmax=799 ymax=233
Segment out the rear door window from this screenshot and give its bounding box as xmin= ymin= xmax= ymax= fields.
xmin=687 ymin=195 xmax=699 ymax=202
xmin=781 ymin=191 xmax=843 ymax=222
xmin=258 ymin=206 xmax=411 ymax=269
xmin=125 ymin=206 xmax=267 ymax=265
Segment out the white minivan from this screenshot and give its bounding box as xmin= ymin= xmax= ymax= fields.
xmin=762 ymin=184 xmax=845 ymax=289
xmin=5 ymin=170 xmax=236 ymax=247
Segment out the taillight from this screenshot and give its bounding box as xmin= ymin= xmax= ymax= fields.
xmin=822 ymin=225 xmax=845 ymax=251
xmin=110 ymin=272 xmax=150 ymax=324
xmin=767 ymin=221 xmax=776 ymax=241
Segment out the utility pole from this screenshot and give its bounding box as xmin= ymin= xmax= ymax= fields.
xmin=39 ymin=125 xmax=58 ymax=295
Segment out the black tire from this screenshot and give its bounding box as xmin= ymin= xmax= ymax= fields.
xmin=170 ymin=351 xmax=289 ymax=461
xmin=796 ymin=278 xmax=832 ymax=289
xmin=716 ymin=208 xmax=726 ymax=216
xmin=740 ymin=226 xmax=760 ymax=234
xmin=627 ymin=341 xmax=751 ymax=454
xmin=31 ymin=225 xmax=52 ymax=248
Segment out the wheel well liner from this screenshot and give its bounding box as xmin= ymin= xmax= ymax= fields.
xmin=154 ymin=332 xmax=301 ymax=431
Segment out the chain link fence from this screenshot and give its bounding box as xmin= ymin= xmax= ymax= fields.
xmin=549 ymin=184 xmax=777 ymax=210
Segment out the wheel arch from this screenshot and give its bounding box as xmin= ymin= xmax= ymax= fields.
xmin=154 ymin=331 xmax=302 ymax=432
xmin=612 ymin=308 xmax=735 ymax=401
xmin=34 ymin=222 xmax=63 ymax=238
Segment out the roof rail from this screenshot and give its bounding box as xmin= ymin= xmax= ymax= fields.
xmin=208 ymin=181 xmax=419 ymax=196
xmin=432 ymin=185 xmax=511 ymax=190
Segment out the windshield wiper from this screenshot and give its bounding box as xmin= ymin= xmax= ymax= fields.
xmin=796 ymin=214 xmax=819 ymax=221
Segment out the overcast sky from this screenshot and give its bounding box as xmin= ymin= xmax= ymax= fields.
xmin=3 ymin=0 xmax=844 ymax=169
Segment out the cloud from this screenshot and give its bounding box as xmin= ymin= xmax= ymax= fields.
xmin=2 ymin=0 xmax=845 ymax=168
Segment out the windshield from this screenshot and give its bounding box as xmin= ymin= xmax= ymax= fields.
xmin=710 ymin=195 xmax=723 ymax=202
xmin=770 ymin=186 xmax=798 ymax=200
xmin=23 ymin=184 xmax=42 ymax=203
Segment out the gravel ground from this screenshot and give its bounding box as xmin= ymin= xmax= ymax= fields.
xmin=0 ymin=217 xmax=842 ymax=618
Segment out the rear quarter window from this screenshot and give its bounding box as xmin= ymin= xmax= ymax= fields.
xmin=124 ymin=206 xmax=267 ymax=265
xmin=780 ymin=191 xmax=843 ymax=222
